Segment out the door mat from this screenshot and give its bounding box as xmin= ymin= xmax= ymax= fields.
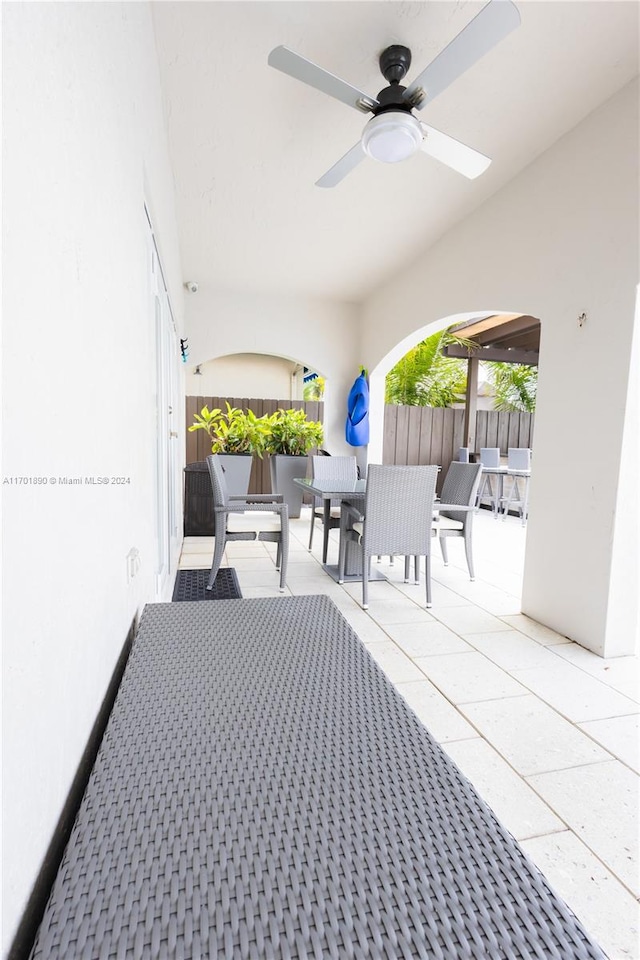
xmin=172 ymin=568 xmax=242 ymax=602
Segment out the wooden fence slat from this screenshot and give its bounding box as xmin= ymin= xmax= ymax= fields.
xmin=507 ymin=412 xmax=520 ymax=451
xmin=475 ymin=410 xmax=486 ymax=451
xmin=383 ymin=406 xmax=398 ymax=464
xmin=396 ymin=407 xmax=411 ymax=464
xmin=431 ymin=409 xmax=445 ymax=467
xmin=418 ymin=408 xmax=433 ymax=465
xmin=406 ymin=408 xmax=421 ymax=465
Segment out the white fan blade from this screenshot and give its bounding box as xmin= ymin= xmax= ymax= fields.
xmin=316 ymin=142 xmax=366 ymax=188
xmin=419 ymin=123 xmax=491 ymax=179
xmin=268 ymin=46 xmax=378 ymax=113
xmin=404 ymin=0 xmax=521 ymax=109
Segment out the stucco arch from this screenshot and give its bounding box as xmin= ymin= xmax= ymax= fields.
xmin=356 ymin=83 xmax=639 ymax=656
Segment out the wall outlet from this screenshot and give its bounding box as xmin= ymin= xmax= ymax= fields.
xmin=126 ymin=548 xmax=141 ymax=584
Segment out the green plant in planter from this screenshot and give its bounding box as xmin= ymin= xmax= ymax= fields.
xmin=189 ymin=402 xmax=270 ymax=456
xmin=265 ymin=408 xmax=324 ymax=456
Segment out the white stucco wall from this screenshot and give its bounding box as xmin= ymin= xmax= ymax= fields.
xmin=186 ymin=289 xmax=361 ymax=457
xmin=361 ymin=80 xmax=639 ymax=657
xmin=2 ymin=4 xmax=183 ymax=953
xmin=186 ymin=353 xmax=306 ymax=401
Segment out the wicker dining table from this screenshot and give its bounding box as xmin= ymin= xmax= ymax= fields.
xmin=30 ymin=596 xmax=605 ymax=960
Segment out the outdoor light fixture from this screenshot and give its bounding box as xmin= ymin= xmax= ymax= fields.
xmin=361 ymin=111 xmax=423 ymax=163
xmin=194 ymin=365 xmax=203 ymax=375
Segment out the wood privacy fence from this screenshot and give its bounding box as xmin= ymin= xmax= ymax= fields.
xmin=383 ymin=407 xmax=535 ymax=469
xmin=185 ymin=396 xmax=534 ymax=495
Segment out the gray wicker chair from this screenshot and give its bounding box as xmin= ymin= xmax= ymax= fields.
xmin=338 ymin=464 xmax=439 ymax=610
xmin=206 ymin=454 xmax=289 ymax=592
xmin=434 ymin=461 xmax=483 ymax=580
xmin=308 ymin=454 xmax=358 ymax=561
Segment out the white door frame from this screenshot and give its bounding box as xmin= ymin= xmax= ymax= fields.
xmin=146 ymin=209 xmax=181 ymax=599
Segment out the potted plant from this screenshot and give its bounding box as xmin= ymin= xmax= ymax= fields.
xmin=188 ymin=402 xmax=269 ymax=495
xmin=265 ymin=408 xmax=324 ymax=518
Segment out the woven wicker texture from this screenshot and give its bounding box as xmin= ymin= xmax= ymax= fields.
xmin=30 ymin=597 xmax=605 ymax=960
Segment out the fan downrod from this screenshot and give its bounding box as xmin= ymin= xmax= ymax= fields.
xmin=379 ymin=45 xmax=412 ymax=84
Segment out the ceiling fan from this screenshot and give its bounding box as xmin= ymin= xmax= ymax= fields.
xmin=268 ymin=0 xmax=520 ymax=188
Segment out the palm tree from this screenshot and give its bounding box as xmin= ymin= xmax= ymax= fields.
xmin=485 ymin=363 xmax=537 ymax=412
xmin=385 ymin=329 xmax=470 ymax=406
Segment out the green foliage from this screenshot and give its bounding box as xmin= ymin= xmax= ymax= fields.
xmin=265 ymin=408 xmax=324 ymax=456
xmin=188 ymin=402 xmax=270 ymax=456
xmin=485 ymin=363 xmax=537 ymax=412
xmin=303 ymin=376 xmax=325 ymax=401
xmin=385 ymin=329 xmax=471 ymax=407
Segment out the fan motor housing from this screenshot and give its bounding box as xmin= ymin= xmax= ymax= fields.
xmin=379 ymin=45 xmax=412 ymax=84
xmin=375 ymin=45 xmax=414 ymax=115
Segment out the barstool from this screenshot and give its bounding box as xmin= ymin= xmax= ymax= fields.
xmin=501 ymin=448 xmax=531 ymax=525
xmin=476 ymin=447 xmax=502 ymax=517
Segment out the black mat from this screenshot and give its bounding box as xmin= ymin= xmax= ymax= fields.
xmin=172 ymin=567 xmax=242 ymax=601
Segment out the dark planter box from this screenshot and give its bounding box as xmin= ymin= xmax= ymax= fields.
xmin=183 ymin=461 xmax=214 ymax=536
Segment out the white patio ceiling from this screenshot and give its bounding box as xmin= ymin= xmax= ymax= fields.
xmin=152 ymin=1 xmax=639 ymax=303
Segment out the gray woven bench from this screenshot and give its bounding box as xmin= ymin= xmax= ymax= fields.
xmin=30 ymin=596 xmax=605 ymax=959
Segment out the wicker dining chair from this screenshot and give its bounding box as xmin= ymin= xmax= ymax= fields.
xmin=434 ymin=461 xmax=484 ymax=580
xmin=206 ymin=454 xmax=289 ymax=591
xmin=338 ymin=464 xmax=439 ymax=610
xmin=308 ymin=454 xmax=358 ymax=562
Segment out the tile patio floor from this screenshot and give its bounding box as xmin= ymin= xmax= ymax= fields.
xmin=179 ymin=508 xmax=640 ymax=959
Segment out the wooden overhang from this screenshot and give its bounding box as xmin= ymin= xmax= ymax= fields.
xmin=443 ymin=314 xmax=540 ymax=365
xmin=445 ymin=314 xmax=540 ymax=452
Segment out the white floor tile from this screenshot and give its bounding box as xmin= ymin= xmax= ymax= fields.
xmin=239 ymin=586 xmax=291 ymax=598
xmin=285 ymin=578 xmax=347 ymax=599
xmin=338 ymin=609 xmax=392 ymax=645
xmin=437 ymin=579 xmax=521 ymax=616
xmin=511 ymin=658 xmax=639 ymax=723
xmin=462 ymin=630 xmax=558 ymax=671
xmin=181 ymin=537 xmax=214 ymax=553
xmin=364 ymin=641 xmax=426 ymax=683
xmin=527 ymin=760 xmax=640 ymax=896
xmin=500 ymin=614 xmax=570 ymax=646
xmin=579 ymin=715 xmax=640 ymax=773
xmin=234 ymin=570 xmax=284 ymax=588
xmin=552 ymin=644 xmax=640 ymax=702
xmin=414 ymin=651 xmax=528 ymax=704
xmin=443 ymin=738 xmax=564 ymax=841
xmin=429 ymin=605 xmax=513 ymax=635
xmin=521 ymin=831 xmax=640 ymax=960
xmin=232 ymin=556 xmax=284 ymax=571
xmin=365 ymin=598 xmax=436 ymax=626
xmin=421 ymin=580 xmax=474 ymax=607
xmin=395 ymin=679 xmax=478 ymax=743
xmin=383 ymin=621 xmax=474 ymax=657
xmin=285 ymin=562 xmax=331 ymax=579
xmin=460 ymin=696 xmax=611 ymax=775
xmin=178 ymin=553 xmax=212 ymax=569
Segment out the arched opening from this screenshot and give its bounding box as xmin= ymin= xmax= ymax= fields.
xmin=366 ymin=309 xmax=541 ymax=604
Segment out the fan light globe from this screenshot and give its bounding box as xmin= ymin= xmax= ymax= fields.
xmin=362 ymin=112 xmax=423 ymax=163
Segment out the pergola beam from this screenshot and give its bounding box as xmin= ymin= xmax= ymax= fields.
xmin=443 ymin=344 xmax=539 ymax=364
